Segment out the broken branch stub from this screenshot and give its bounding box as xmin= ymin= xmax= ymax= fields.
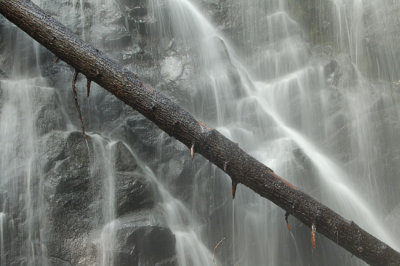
xmin=72 ymin=70 xmax=86 ymax=139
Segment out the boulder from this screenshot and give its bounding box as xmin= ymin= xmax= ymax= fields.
xmin=115 ymin=225 xmax=176 ymax=266
xmin=116 ymin=172 xmax=154 ymax=217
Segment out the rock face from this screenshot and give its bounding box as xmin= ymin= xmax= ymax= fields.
xmin=0 ymin=128 xmax=170 ymax=265
xmin=115 ymin=225 xmax=176 ymax=266
xmin=37 ymin=131 xmax=167 ymax=265
xmin=42 ymin=131 xmax=99 ymax=265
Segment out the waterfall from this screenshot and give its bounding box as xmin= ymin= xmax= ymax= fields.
xmin=1 ymin=0 xmax=400 ymax=265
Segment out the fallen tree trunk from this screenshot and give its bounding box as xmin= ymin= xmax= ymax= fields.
xmin=0 ymin=0 xmax=399 ymax=265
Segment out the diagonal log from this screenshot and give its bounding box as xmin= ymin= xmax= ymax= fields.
xmin=0 ymin=0 xmax=399 ymax=265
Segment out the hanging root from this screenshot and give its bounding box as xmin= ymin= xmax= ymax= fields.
xmin=311 ymin=224 xmax=317 ymax=249
xmin=190 ymin=142 xmax=195 ymax=159
xmin=285 ymin=212 xmax=291 ymax=232
xmin=86 ymin=78 xmax=91 ymax=97
xmin=72 ymin=69 xmax=86 ymax=139
xmin=212 ymin=237 xmax=225 ymax=266
xmin=232 ymin=181 xmax=238 ymax=199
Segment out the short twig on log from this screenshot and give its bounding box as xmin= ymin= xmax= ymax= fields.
xmin=72 ymin=69 xmax=86 ymax=139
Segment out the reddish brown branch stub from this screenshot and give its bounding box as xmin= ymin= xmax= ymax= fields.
xmin=2 ymin=1 xmax=400 ymax=265
xmin=312 ymin=224 xmax=317 ymax=249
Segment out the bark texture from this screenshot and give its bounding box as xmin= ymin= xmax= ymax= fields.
xmin=1 ymin=0 xmax=399 ymax=265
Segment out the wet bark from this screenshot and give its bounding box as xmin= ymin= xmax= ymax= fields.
xmin=1 ymin=0 xmax=399 ymax=265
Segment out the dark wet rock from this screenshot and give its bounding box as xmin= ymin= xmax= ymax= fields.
xmin=114 ymin=141 xmax=138 ymax=172
xmin=0 ymin=190 xmax=7 ymax=211
xmin=37 ymin=130 xmax=161 ymax=264
xmin=48 ymin=257 xmax=73 ymax=266
xmin=39 ymin=131 xmax=68 ymax=173
xmin=324 ymin=60 xmax=339 ymax=77
xmin=121 ymin=114 xmax=160 ymax=160
xmin=116 ymin=172 xmax=154 ymax=217
xmin=9 ymin=257 xmax=29 ymax=266
xmin=36 ymin=103 xmax=67 ymax=136
xmin=113 ymin=141 xmax=155 ymax=217
xmin=324 ymin=60 xmax=341 ymax=87
xmin=0 ymin=68 xmax=6 ymax=79
xmin=43 ymin=132 xmax=98 ymax=265
xmin=99 ymin=93 xmax=124 ymax=123
xmin=115 ymin=225 xmax=177 ymax=266
xmin=118 ymin=0 xmax=147 ymax=9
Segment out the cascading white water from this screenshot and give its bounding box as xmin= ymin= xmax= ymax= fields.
xmin=331 ymin=0 xmax=364 ymax=65
xmin=0 ymin=78 xmax=50 ymax=265
xmin=123 ymin=144 xmax=215 ymax=266
xmin=148 ymin=0 xmax=400 ymax=264
xmin=90 ymin=136 xmax=118 ymax=266
xmin=1 ymin=0 xmax=400 ymax=265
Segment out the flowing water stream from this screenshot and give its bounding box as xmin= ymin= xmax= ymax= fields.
xmin=1 ymin=0 xmax=400 ymax=265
